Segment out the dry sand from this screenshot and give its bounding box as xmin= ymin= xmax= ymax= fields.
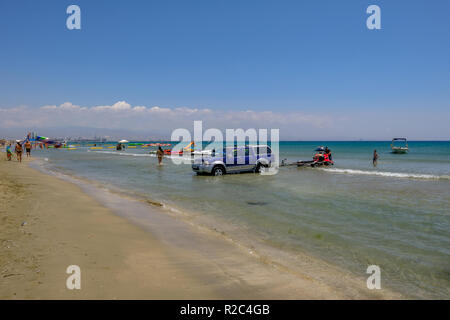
xmin=0 ymin=156 xmax=403 ymax=299
xmin=0 ymin=157 xmax=226 ymax=299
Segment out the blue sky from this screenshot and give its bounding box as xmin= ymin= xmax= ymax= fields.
xmin=0 ymin=0 xmax=449 ymax=139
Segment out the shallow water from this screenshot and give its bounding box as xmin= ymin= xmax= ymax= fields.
xmin=32 ymin=141 xmax=450 ymax=298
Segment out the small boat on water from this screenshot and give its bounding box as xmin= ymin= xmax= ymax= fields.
xmin=391 ymin=138 xmax=409 ymax=154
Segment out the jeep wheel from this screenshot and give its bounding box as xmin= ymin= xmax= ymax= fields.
xmin=212 ymin=166 xmax=225 ymax=176
xmin=255 ymin=163 xmax=268 ymax=173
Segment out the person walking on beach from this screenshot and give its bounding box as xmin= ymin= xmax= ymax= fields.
xmin=157 ymin=146 xmax=164 ymax=165
xmin=373 ymin=149 xmax=378 ymax=167
xmin=15 ymin=141 xmax=23 ymax=163
xmin=25 ymin=140 xmax=32 ymax=158
xmin=6 ymin=143 xmax=12 ymax=161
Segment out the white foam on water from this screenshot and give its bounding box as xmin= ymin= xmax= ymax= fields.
xmin=323 ymin=168 xmax=449 ymax=180
xmin=92 ymin=150 xmax=152 ymax=157
xmin=91 ymin=150 xmax=193 ymax=160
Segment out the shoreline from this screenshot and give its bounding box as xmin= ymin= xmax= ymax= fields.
xmin=1 ymin=158 xmax=224 ymax=299
xmin=0 ymin=157 xmax=404 ymax=299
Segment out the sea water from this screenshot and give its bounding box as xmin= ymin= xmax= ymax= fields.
xmin=32 ymin=141 xmax=450 ymax=298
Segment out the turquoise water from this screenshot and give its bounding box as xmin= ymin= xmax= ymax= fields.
xmin=33 ymin=141 xmax=450 ymax=298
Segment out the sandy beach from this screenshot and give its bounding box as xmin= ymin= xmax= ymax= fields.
xmin=0 ymin=156 xmax=404 ymax=299
xmin=0 ymin=157 xmax=223 ymax=299
xmin=2 ymin=0 xmax=450 ymax=303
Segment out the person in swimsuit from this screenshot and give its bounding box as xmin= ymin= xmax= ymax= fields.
xmin=156 ymin=146 xmax=164 ymax=165
xmin=6 ymin=143 xmax=12 ymax=161
xmin=373 ymin=149 xmax=379 ymax=167
xmin=25 ymin=140 xmax=32 ymax=157
xmin=15 ymin=141 xmax=23 ymax=163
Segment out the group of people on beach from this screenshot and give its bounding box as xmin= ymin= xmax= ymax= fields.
xmin=4 ymin=140 xmax=32 ymax=162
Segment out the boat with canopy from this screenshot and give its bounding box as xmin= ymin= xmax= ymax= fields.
xmin=391 ymin=138 xmax=409 ymax=153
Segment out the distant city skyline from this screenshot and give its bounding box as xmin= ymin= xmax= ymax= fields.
xmin=1 ymin=1 xmax=449 ymax=140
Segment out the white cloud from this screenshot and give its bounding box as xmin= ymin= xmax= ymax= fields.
xmin=92 ymin=101 xmax=131 ymax=111
xmin=41 ymin=102 xmax=87 ymax=111
xmin=0 ymin=101 xmax=333 ymax=138
xmin=2 ymin=100 xmax=449 ymax=139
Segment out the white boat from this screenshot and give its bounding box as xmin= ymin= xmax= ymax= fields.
xmin=191 ymin=149 xmax=214 ymax=156
xmin=391 ymin=138 xmax=409 ymax=153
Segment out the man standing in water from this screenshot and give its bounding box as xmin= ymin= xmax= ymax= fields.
xmin=325 ymin=146 xmax=332 ymax=161
xmin=157 ymin=146 xmax=164 ymax=165
xmin=373 ymin=149 xmax=379 ymax=167
xmin=24 ymin=140 xmax=32 ymax=157
xmin=15 ymin=140 xmax=23 ymax=163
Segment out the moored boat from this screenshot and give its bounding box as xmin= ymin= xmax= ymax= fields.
xmin=391 ymin=138 xmax=409 ymax=153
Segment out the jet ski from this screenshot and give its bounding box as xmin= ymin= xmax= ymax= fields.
xmin=297 ymin=146 xmax=334 ymax=167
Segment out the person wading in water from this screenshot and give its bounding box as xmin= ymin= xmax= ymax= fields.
xmin=157 ymin=146 xmax=164 ymax=165
xmin=373 ymin=149 xmax=379 ymax=167
xmin=25 ymin=140 xmax=32 ymax=157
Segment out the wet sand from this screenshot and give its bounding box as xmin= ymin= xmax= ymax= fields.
xmin=0 ymin=156 xmax=403 ymax=299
